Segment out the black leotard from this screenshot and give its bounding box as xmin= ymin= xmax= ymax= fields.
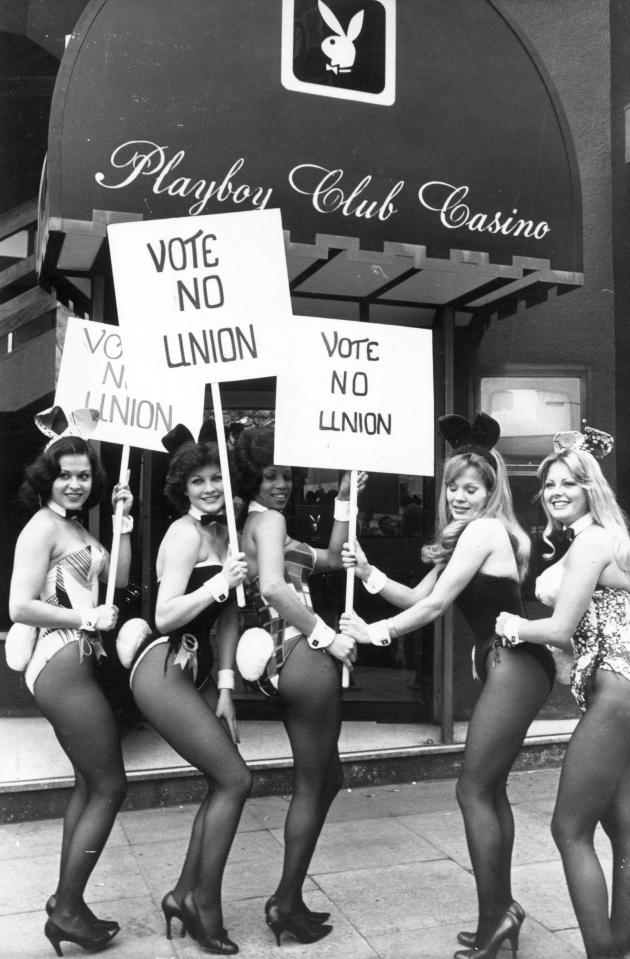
xmin=131 ymin=564 xmax=234 ymax=688
xmin=456 ymin=571 xmax=555 ymax=686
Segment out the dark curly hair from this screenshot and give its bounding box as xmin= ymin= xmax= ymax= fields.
xmin=232 ymin=426 xmax=278 ymax=502
xmin=164 ymin=441 xmax=231 ymax=513
xmin=19 ymin=437 xmax=107 ymax=513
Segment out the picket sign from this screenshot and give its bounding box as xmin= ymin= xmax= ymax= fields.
xmin=105 ymin=444 xmax=131 ymax=606
xmin=274 ymin=314 xmax=435 ymax=688
xmin=342 ymin=470 xmax=359 ymax=688
xmin=210 ymin=383 xmax=244 ymax=606
xmin=108 ymin=209 xmax=293 ymax=610
xmin=54 ymin=315 xmax=205 ymax=605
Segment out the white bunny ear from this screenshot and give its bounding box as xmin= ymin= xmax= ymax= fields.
xmin=35 ymin=405 xmax=100 ymax=450
xmin=318 ymin=0 xmax=345 ymax=36
xmin=347 ymin=9 xmax=364 ymax=42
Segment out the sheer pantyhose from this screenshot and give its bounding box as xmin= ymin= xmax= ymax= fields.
xmin=132 ymin=650 xmax=252 ymax=935
xmin=272 ymin=640 xmax=344 ymax=915
xmin=456 ymin=647 xmax=551 ymax=948
xmin=553 ymin=670 xmax=630 ymax=959
xmin=35 ymin=644 xmax=127 ymax=935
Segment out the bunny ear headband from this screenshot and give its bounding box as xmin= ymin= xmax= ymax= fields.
xmin=438 ymin=412 xmax=500 ymax=471
xmin=35 ymin=405 xmax=99 ymax=451
xmin=162 ymin=418 xmax=219 ymax=455
xmin=553 ymin=426 xmax=614 ymax=460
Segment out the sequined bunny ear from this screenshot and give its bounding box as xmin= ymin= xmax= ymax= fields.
xmin=553 ymin=426 xmax=614 ymax=460
xmin=35 ymin=405 xmax=99 ymax=451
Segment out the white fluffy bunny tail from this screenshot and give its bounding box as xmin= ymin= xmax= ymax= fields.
xmin=116 ymin=618 xmax=152 ymax=669
xmin=236 ymin=627 xmax=274 ymax=681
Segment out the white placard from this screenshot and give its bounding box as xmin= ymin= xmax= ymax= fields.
xmin=275 ymin=316 xmax=434 ymax=475
xmin=107 ymin=208 xmax=290 ymax=387
xmin=54 ymin=316 xmax=204 ymax=452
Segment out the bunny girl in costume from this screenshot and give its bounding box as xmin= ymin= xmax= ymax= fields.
xmin=233 ymin=426 xmax=365 ymax=947
xmin=496 ymin=428 xmax=630 ymax=959
xmin=117 ymin=421 xmax=251 ymax=956
xmin=9 ymin=406 xmax=133 ymax=956
xmin=341 ymin=414 xmax=555 ymax=959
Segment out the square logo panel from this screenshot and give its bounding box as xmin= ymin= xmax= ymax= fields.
xmin=282 ymin=0 xmax=396 ymax=105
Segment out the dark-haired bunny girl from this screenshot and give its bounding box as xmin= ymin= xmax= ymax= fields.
xmin=234 ymin=426 xmax=364 ymax=947
xmin=9 ymin=407 xmax=133 ymax=956
xmin=118 ymin=425 xmax=251 ymax=956
xmin=341 ymin=414 xmax=555 ymax=959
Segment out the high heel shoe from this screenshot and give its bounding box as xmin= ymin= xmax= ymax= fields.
xmin=45 ymin=895 xmax=120 ymax=934
xmin=266 ymin=904 xmax=332 ymax=946
xmin=161 ymin=891 xmax=188 ymax=941
xmin=264 ymin=894 xmax=331 ymax=925
xmin=44 ymin=917 xmax=119 ymax=956
xmin=456 ymin=901 xmax=525 ymax=951
xmin=181 ymin=893 xmax=238 ymax=955
xmin=453 ymin=902 xmax=524 ymax=959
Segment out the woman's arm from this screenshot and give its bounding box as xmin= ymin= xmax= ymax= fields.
xmin=155 ymin=523 xmax=246 ymax=634
xmin=9 ymin=515 xmax=116 ymax=631
xmin=255 ymin=510 xmax=356 ymax=666
xmin=342 ymin=538 xmax=440 ymax=608
xmin=311 ymin=471 xmax=368 ymax=572
xmin=99 ymin=479 xmax=134 ymax=587
xmin=213 ymin=600 xmax=240 ymax=744
xmin=497 ymin=528 xmax=608 ymax=650
xmin=341 ymin=518 xmax=496 ymax=643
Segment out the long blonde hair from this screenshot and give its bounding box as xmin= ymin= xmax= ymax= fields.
xmin=537 ymin=448 xmax=630 ymax=572
xmin=422 ymin=449 xmax=530 ymax=581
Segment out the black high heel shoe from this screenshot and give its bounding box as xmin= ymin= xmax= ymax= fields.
xmin=264 ymin=894 xmax=331 ymax=925
xmin=266 ymin=904 xmax=332 ymax=946
xmin=453 ymin=902 xmax=524 ymax=959
xmin=44 ymin=917 xmax=119 ymax=956
xmin=161 ymin=891 xmax=188 ymax=941
xmin=456 ymin=901 xmax=525 ymax=950
xmin=181 ymin=893 xmax=238 ymax=955
xmin=45 ymin=895 xmax=120 ymax=935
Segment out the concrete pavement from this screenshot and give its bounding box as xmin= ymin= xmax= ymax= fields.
xmin=0 ymin=767 xmax=590 ymax=958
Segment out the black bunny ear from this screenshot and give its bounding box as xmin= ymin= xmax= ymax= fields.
xmin=197 ymin=418 xmax=218 ymax=444
xmin=470 ymin=413 xmax=500 ymax=450
xmin=438 ymin=414 xmax=473 ymax=449
xmin=162 ymin=423 xmax=195 ymax=454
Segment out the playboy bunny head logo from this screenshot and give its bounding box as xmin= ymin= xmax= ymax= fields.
xmin=281 ymin=0 xmax=396 ymax=106
xmin=318 ymin=0 xmax=364 ymax=74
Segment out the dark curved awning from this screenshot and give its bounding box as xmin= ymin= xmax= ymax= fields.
xmin=37 ymin=0 xmax=583 ymax=322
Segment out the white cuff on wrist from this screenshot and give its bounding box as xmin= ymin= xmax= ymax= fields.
xmin=333 ymin=498 xmax=351 ymax=522
xmin=363 ymin=566 xmax=387 ymax=594
xmin=203 ymin=572 xmax=230 ymax=603
xmin=307 ymin=615 xmax=336 ymax=649
xmin=81 ymin=609 xmax=98 ymax=632
xmin=114 ymin=515 xmax=133 ymax=534
xmin=368 ymin=621 xmax=391 ymax=646
xmin=503 ymin=616 xmax=523 ymax=646
xmin=217 ymin=669 xmax=235 ymax=690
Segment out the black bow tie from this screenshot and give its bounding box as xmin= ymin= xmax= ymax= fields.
xmin=199 ymin=514 xmax=227 ymax=527
xmin=561 ymin=527 xmax=575 ymax=543
xmin=65 ymin=509 xmax=84 ymax=521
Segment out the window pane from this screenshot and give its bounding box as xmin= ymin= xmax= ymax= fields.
xmin=480 ymin=376 xmax=581 ymax=458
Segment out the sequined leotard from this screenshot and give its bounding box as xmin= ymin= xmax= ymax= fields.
xmin=536 ymin=561 xmax=630 ymax=711
xmin=25 ymin=544 xmax=106 ymax=694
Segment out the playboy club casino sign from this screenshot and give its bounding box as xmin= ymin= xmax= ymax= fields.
xmin=42 ymin=0 xmax=581 ymax=272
